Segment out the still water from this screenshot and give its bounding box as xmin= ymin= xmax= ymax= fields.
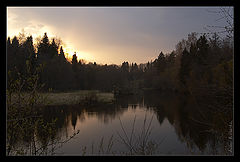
xmin=38 ymin=91 xmax=233 ymax=155
xmin=8 ymin=91 xmax=233 ymax=155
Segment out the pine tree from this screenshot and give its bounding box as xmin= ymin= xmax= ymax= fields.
xmin=71 ymin=52 xmax=78 ymax=65
xmin=154 ymin=51 xmax=166 ymax=73
xmin=49 ymin=38 xmax=58 ymax=59
xmin=37 ymin=32 xmax=50 ymax=64
xmin=59 ymin=46 xmax=66 ymax=62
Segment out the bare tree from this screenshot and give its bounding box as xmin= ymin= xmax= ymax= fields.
xmin=201 ymin=7 xmax=234 ymax=39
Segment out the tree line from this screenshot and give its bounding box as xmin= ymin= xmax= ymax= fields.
xmin=7 ymin=32 xmax=233 ymax=96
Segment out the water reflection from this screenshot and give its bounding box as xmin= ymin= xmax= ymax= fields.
xmin=7 ymin=91 xmax=233 ymax=155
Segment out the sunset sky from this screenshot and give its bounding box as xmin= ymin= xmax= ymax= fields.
xmin=7 ymin=7 xmax=233 ymax=65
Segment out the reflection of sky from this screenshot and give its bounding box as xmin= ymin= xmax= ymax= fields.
xmin=7 ymin=7 xmax=233 ymax=65
xmin=56 ymin=106 xmax=189 ymax=155
xmin=40 ymin=96 xmax=231 ymax=156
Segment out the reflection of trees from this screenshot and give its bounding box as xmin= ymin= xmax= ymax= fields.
xmin=9 ymin=91 xmax=232 ymax=155
xmin=153 ymin=106 xmax=165 ymax=125
xmin=30 ymin=97 xmax=142 ymax=143
xmin=174 ymin=96 xmax=211 ymax=152
xmin=115 ymin=95 xmax=144 ymax=108
xmin=174 ymin=94 xmax=232 ymax=154
xmin=83 ymin=103 xmax=126 ymax=124
xmin=144 ymin=91 xmax=179 ymax=126
xmin=143 ymin=91 xmax=232 ymax=155
xmin=71 ymin=111 xmax=78 ymax=130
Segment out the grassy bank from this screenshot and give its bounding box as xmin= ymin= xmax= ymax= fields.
xmin=9 ymin=90 xmax=115 ymax=106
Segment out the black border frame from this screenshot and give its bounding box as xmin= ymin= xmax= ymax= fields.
xmin=1 ymin=0 xmax=239 ymax=161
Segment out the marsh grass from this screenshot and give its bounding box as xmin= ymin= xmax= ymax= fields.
xmin=42 ymin=90 xmax=114 ymax=106
xmin=10 ymin=90 xmax=115 ymax=106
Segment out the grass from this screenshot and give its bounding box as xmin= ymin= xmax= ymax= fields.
xmin=9 ymin=90 xmax=115 ymax=106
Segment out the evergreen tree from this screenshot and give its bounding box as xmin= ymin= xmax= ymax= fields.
xmin=71 ymin=52 xmax=78 ymax=65
xmin=154 ymin=51 xmax=166 ymax=73
xmin=49 ymin=38 xmax=58 ymax=59
xmin=37 ymin=32 xmax=50 ymax=64
xmin=59 ymin=46 xmax=66 ymax=62
xmin=22 ymin=36 xmax=36 ymax=75
xmin=71 ymin=52 xmax=79 ymax=89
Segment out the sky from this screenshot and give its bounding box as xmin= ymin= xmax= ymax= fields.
xmin=7 ymin=7 xmax=233 ymax=65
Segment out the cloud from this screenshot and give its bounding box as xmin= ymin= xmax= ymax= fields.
xmin=7 ymin=7 xmax=233 ymax=64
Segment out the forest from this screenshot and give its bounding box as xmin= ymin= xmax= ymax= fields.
xmin=7 ymin=31 xmax=233 ymax=97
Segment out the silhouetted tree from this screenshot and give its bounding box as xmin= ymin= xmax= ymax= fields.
xmin=154 ymin=51 xmax=166 ymax=73
xmin=22 ymin=36 xmax=36 ymax=76
xmin=6 ymin=31 xmax=233 ymax=95
xmin=59 ymin=46 xmax=66 ymax=62
xmin=179 ymin=48 xmax=191 ymax=86
xmin=37 ymin=32 xmax=50 ymax=64
xmin=48 ymin=38 xmax=58 ymax=59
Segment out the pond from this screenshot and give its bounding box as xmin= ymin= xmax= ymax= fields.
xmin=7 ymin=91 xmax=233 ymax=156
